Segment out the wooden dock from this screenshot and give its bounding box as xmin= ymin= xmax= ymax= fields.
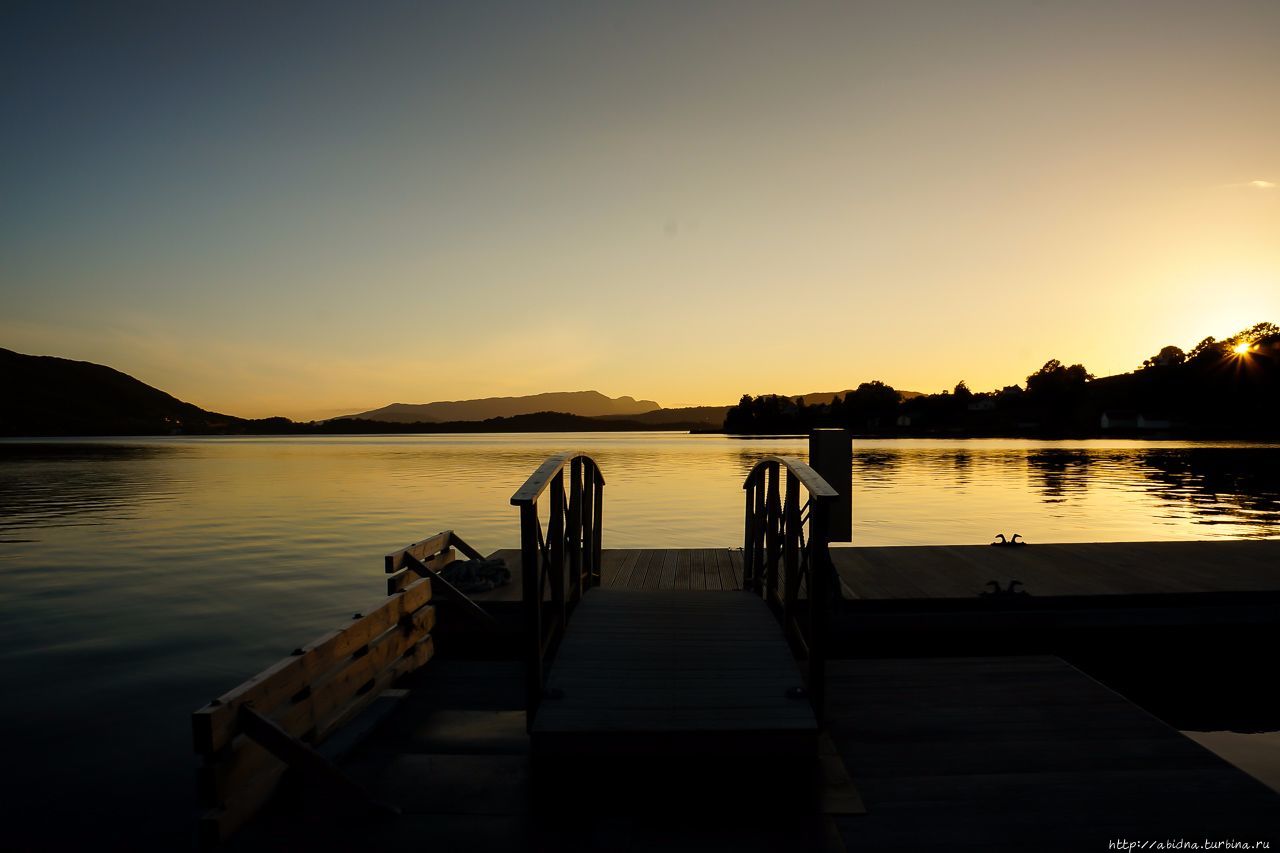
xmin=225 ymin=654 xmax=1280 ymax=852
xmin=197 ymin=449 xmax=1280 ymax=851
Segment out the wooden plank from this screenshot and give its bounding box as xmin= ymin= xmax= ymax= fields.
xmin=743 ymin=456 xmax=839 ymax=498
xmin=633 ymin=549 xmax=661 ymax=590
xmin=727 ymin=549 xmax=744 ymax=588
xmin=198 ymin=637 xmax=432 ymax=846
xmin=193 ymin=579 xmax=432 ymax=754
xmin=714 ymin=547 xmax=737 ymax=591
xmin=198 ymin=610 xmax=435 ymax=805
xmin=674 ymin=548 xmax=693 ymax=590
xmin=700 ymin=549 xmax=720 ymax=591
xmin=511 ymin=452 xmax=606 ymax=505
xmin=387 ymin=548 xmax=454 ymax=595
xmin=607 ymin=550 xmax=644 ymax=589
xmin=385 ymin=531 xmax=452 ymax=574
xmin=276 ymin=607 xmax=436 ymax=740
xmin=831 ymin=548 xmax=929 ymax=600
xmin=659 ymin=549 xmax=680 ymax=590
xmin=595 ymin=548 xmax=627 ymax=588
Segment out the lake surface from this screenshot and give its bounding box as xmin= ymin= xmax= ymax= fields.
xmin=2 ymin=433 xmax=1278 ymax=848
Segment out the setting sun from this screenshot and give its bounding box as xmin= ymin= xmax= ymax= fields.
xmin=1233 ymin=343 xmax=1253 ymax=355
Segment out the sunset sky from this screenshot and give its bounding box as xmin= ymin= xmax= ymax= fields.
xmin=3 ymin=1 xmax=1278 ymax=419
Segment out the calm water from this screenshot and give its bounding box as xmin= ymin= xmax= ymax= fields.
xmin=2 ymin=433 xmax=1278 ymax=849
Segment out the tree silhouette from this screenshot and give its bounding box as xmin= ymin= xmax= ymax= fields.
xmin=721 ymin=323 xmax=1277 ymax=437
xmin=1142 ymin=346 xmax=1186 ymax=369
xmin=1026 ymin=360 xmax=1093 ymax=396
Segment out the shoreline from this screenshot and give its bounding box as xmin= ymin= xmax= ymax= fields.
xmin=4 ymin=428 xmax=1280 ymax=442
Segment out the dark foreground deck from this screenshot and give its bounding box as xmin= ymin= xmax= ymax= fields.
xmin=531 ymin=590 xmax=817 ymax=757
xmin=227 ymin=654 xmax=1280 ymax=852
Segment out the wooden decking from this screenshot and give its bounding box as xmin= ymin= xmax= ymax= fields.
xmin=227 ymin=655 xmax=1280 ymax=852
xmin=208 ymin=537 xmax=1280 ymax=849
xmin=531 ymin=590 xmax=817 ymax=757
xmin=832 ymin=540 xmax=1280 ymax=601
xmin=831 ymin=656 xmax=1280 ymax=851
xmin=471 ymin=540 xmax=1280 ymax=602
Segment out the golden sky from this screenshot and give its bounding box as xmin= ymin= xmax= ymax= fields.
xmin=2 ymin=2 xmax=1277 ymax=419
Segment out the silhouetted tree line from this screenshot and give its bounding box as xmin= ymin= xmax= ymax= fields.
xmin=723 ymin=322 xmax=1280 ymax=438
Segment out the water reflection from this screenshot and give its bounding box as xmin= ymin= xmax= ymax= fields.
xmin=0 ymin=442 xmax=181 ymax=540
xmin=1140 ymin=449 xmax=1280 ymax=535
xmin=1027 ymin=449 xmax=1092 ymax=503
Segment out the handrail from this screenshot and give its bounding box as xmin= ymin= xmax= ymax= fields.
xmin=516 ymin=452 xmax=605 ymax=730
xmin=511 ymin=450 xmax=606 ymax=506
xmin=742 ymin=455 xmax=839 ymax=722
xmin=741 ymin=455 xmax=838 ymax=498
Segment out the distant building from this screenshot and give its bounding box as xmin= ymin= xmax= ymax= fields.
xmin=967 ymin=398 xmax=996 ymax=412
xmin=896 ymin=415 xmax=912 ymax=427
xmin=1137 ymin=414 xmax=1172 ymax=430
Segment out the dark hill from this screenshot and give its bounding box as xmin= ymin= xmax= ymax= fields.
xmin=338 ymin=391 xmax=661 ymax=423
xmin=0 ymin=348 xmax=241 ymax=436
xmin=308 ymin=411 xmax=712 ymax=435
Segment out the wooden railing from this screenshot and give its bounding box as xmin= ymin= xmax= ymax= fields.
xmin=385 ymin=529 xmax=497 ymax=628
xmin=511 ymin=452 xmax=605 ymax=728
xmin=742 ymin=456 xmax=839 ymax=721
xmin=191 ymin=531 xmax=461 ymax=846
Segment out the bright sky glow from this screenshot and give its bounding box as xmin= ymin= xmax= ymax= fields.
xmin=2 ymin=2 xmax=1278 ymax=419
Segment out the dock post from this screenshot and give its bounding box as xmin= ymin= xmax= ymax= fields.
xmin=550 ymin=472 xmax=567 ymax=635
xmin=520 ymin=503 xmax=542 ymax=730
xmin=764 ymin=462 xmax=782 ymax=608
xmin=809 ymin=428 xmax=851 ymax=542
xmin=569 ymin=457 xmax=583 ymax=601
xmin=808 ymin=502 xmax=830 ymax=722
xmin=580 ymin=459 xmax=594 ymax=593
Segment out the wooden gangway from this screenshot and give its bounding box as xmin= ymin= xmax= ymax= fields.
xmin=530 ymin=590 xmax=817 ymax=758
xmin=511 ymin=452 xmax=836 ymax=760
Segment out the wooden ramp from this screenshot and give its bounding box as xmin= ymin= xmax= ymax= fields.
xmin=530 ymin=590 xmax=817 ymax=757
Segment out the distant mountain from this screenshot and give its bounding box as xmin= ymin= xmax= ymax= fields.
xmin=0 ymin=347 xmax=241 ymax=436
xmin=309 ymin=410 xmax=713 ymax=434
xmin=339 ymin=391 xmax=661 ymax=423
